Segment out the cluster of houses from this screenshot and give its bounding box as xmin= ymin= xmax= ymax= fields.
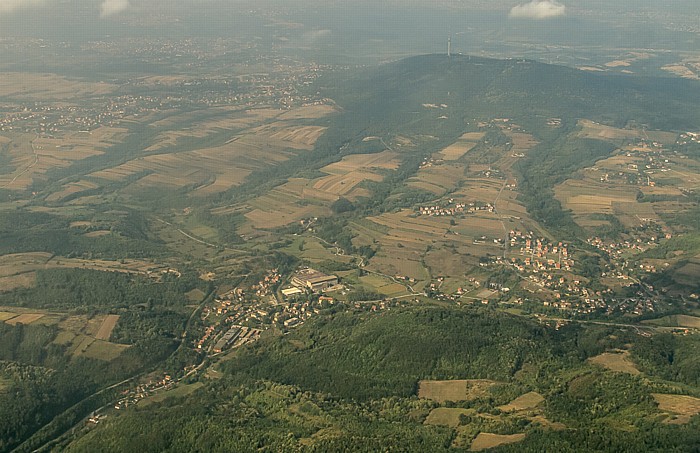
xmin=250 ymin=269 xmax=281 ymax=298
xmin=114 ymin=375 xmax=174 ymax=410
xmin=587 ymin=231 xmax=671 ymax=259
xmin=509 ymin=232 xmax=573 ymax=271
xmin=416 ymin=199 xmax=495 ymax=217
xmin=678 ymin=131 xmax=700 ymax=144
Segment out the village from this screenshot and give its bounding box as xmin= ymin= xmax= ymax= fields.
xmin=192 ymin=267 xmax=344 ymax=356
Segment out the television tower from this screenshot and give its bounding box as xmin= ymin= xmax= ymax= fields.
xmin=447 ymin=36 xmax=452 ymax=57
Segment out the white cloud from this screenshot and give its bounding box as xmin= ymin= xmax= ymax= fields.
xmin=509 ymin=1 xmax=566 ymax=20
xmin=100 ymin=0 xmax=130 ymax=18
xmin=0 ymin=0 xmax=47 ymax=14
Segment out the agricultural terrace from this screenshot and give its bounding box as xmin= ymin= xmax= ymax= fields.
xmin=0 ymin=127 xmax=126 ymax=190
xmin=556 ymin=126 xmax=700 ymax=236
xmin=242 ymin=151 xmax=399 ymax=230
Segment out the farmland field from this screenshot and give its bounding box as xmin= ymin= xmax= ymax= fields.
xmin=95 ymin=315 xmax=120 ymax=341
xmin=653 ymin=394 xmax=700 ymax=424
xmin=497 ymin=392 xmax=544 ymax=412
xmin=470 ymin=433 xmax=526 ymax=451
xmin=589 ymin=351 xmax=641 ymax=375
xmin=5 ymin=313 xmax=44 ymax=325
xmin=424 ymin=407 xmax=474 ymax=427
xmin=418 ymin=379 xmax=497 ymax=403
xmin=642 ymin=315 xmax=700 ymax=329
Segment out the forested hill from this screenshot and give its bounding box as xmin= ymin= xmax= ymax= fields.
xmin=318 ymin=54 xmax=700 ymax=135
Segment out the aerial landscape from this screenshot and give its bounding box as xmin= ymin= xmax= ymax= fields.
xmin=1 ymin=0 xmax=700 ymax=451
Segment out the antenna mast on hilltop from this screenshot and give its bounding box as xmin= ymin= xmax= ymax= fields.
xmin=447 ymin=36 xmax=452 ymax=57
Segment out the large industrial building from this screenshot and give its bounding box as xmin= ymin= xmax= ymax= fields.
xmin=290 ymin=268 xmax=338 ymax=292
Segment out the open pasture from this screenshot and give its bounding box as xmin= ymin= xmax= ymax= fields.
xmin=79 ymin=339 xmax=129 ymax=361
xmin=418 ymin=379 xmax=497 ymax=403
xmin=424 ymin=249 xmax=477 ymax=278
xmin=577 ymin=120 xmax=645 ymax=142
xmin=408 ymin=163 xmax=466 ymax=195
xmin=497 ymin=391 xmax=544 ymax=412
xmin=470 ymin=433 xmax=525 ymax=451
xmin=589 ymin=350 xmax=641 ymax=375
xmin=95 ymin=314 xmax=120 ymax=341
xmin=438 ymin=132 xmax=484 ymax=161
xmin=358 ymin=274 xmax=408 ymax=297
xmin=424 ymin=407 xmax=474 ymax=428
xmin=643 ymin=314 xmax=700 ymax=329
xmin=369 ymin=253 xmax=428 ymax=283
xmin=5 ymin=313 xmax=44 ymax=325
xmin=653 ymin=394 xmax=700 ymax=424
xmin=504 ymin=130 xmax=539 ymax=155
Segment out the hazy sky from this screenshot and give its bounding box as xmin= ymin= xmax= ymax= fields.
xmin=0 ymin=0 xmax=697 ymax=59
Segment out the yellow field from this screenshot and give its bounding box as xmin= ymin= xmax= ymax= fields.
xmin=438 ymin=132 xmax=484 ymax=161
xmin=408 ymin=163 xmax=465 ymax=195
xmin=470 ymin=433 xmax=525 ymax=451
xmin=653 ymin=394 xmax=700 ymax=424
xmin=5 ymin=313 xmax=44 ymax=325
xmin=313 ymin=151 xmax=400 ymax=197
xmin=95 ymin=314 xmax=120 ymax=341
xmin=424 ymin=407 xmax=474 ymax=427
xmin=497 ymin=392 xmax=544 ymax=412
xmin=418 ymin=379 xmax=497 ymax=403
xmin=0 ymin=311 xmax=19 ymax=321
xmin=589 ymin=351 xmax=641 ymax=375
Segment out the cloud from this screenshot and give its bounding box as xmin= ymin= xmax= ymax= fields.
xmin=0 ymin=0 xmax=47 ymax=14
xmin=100 ymin=0 xmax=131 ymax=18
xmin=509 ymin=1 xmax=566 ymax=19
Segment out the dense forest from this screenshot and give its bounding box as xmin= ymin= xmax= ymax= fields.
xmin=62 ymin=306 xmax=700 ymax=452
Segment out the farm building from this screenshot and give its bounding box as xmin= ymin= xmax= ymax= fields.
xmin=291 ymin=268 xmax=338 ymax=292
